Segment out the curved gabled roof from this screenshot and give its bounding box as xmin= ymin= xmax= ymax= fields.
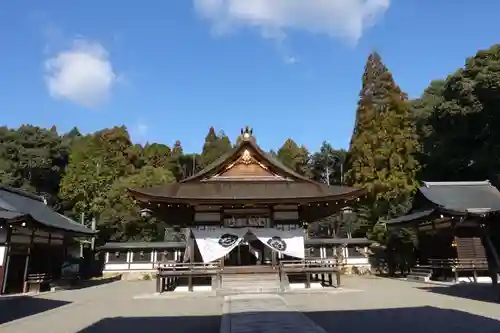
xmin=129 ymin=181 xmax=365 ymax=204
xmin=420 ymin=180 xmax=500 ymax=214
xmin=386 ymin=180 xmax=500 ymax=227
xmin=129 ymin=130 xmax=365 ymax=204
xmin=180 ymin=135 xmax=316 ymax=183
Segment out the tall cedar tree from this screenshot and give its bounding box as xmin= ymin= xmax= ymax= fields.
xmin=276 ymin=139 xmax=311 ymax=176
xmin=347 ymin=52 xmax=420 ymax=221
xmin=200 ymin=127 xmax=232 ymax=168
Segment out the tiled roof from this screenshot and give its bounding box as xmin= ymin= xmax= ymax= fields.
xmin=0 ymin=186 xmax=96 ymax=235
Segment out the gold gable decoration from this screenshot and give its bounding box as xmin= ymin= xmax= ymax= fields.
xmin=240 ymin=149 xmax=254 ymax=165
xmin=210 ymin=147 xmax=285 ymax=180
xmin=222 ymin=148 xmax=270 ymax=172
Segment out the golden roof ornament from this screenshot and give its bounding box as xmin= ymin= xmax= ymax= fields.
xmin=240 ymin=126 xmax=253 ymax=140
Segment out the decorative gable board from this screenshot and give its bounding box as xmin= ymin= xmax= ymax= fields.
xmin=208 ymin=148 xmax=287 ymax=181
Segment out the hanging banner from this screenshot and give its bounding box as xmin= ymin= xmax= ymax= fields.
xmin=191 ymin=228 xmax=248 ymax=263
xmin=249 ymin=228 xmax=305 ymax=259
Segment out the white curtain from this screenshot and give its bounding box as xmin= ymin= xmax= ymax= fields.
xmin=249 ymin=227 xmax=305 ymax=259
xmin=191 ymin=228 xmax=248 ymax=263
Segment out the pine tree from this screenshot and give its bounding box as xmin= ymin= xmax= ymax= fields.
xmin=347 ymin=52 xmax=420 ymax=222
xmin=200 ymin=127 xmax=232 ymax=167
xmin=276 ymin=139 xmax=311 ymax=176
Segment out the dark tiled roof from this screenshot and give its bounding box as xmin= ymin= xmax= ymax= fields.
xmin=0 ymin=186 xmax=96 ymax=235
xmin=385 ymin=209 xmax=435 ymax=225
xmin=98 ymin=241 xmax=186 ymax=250
xmin=0 ymin=210 xmax=23 ymax=220
xmin=130 ymin=181 xmax=364 ymax=203
xmin=420 ymin=181 xmax=500 ymax=214
xmin=386 ymin=181 xmax=500 ymax=227
xmin=129 ymin=133 xmax=365 ymax=204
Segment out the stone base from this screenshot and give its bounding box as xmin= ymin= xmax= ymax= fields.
xmin=120 ymin=272 xmax=155 ymax=281
xmin=342 ymin=265 xmax=372 ymax=275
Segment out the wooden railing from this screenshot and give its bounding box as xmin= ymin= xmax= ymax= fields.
xmin=155 ymin=258 xmax=343 ymax=293
xmin=156 ymin=262 xmax=221 ymax=292
xmin=427 ymin=258 xmax=489 ymax=271
xmin=25 ymin=273 xmax=52 ymax=293
xmin=279 ymin=258 xmax=341 ymax=288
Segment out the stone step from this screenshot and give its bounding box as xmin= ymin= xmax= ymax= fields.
xmin=409 ymin=271 xmax=433 ymax=277
xmin=407 ymin=274 xmax=431 ymax=282
xmin=219 ymin=273 xmax=283 ymax=295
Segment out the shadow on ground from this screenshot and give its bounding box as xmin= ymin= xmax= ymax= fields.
xmin=76 ymin=306 xmax=500 ymax=333
xmin=418 ymin=284 xmax=500 ymax=303
xmin=57 ymin=275 xmax=122 ymax=290
xmin=0 ymin=296 xmax=70 ymax=325
xmin=307 ymin=306 xmax=500 ymax=333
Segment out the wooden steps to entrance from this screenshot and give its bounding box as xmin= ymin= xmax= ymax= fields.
xmin=407 ymin=266 xmax=433 ymax=282
xmin=221 ymin=265 xmax=277 ymax=274
xmin=217 ymin=271 xmax=283 ymax=295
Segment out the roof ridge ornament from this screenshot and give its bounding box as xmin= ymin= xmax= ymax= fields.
xmin=240 ymin=126 xmax=253 ymax=140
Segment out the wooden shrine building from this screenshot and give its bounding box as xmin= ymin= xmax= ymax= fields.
xmin=128 ymin=127 xmax=365 ymax=291
xmin=386 ymin=181 xmax=500 ymax=284
xmin=0 ymin=186 xmax=96 ymax=294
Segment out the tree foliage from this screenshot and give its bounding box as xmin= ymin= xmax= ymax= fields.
xmin=415 ymin=45 xmax=500 ymax=185
xmin=200 ymin=127 xmax=232 ymax=168
xmin=347 ymin=52 xmax=421 ymax=224
xmin=276 ymin=138 xmax=311 ymax=176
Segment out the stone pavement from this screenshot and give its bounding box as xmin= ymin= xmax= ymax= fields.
xmin=221 ymin=294 xmax=326 ymax=333
xmin=0 ymin=276 xmax=499 ymax=333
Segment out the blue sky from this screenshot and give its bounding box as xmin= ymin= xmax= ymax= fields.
xmin=1 ymin=1 xmax=499 ymax=153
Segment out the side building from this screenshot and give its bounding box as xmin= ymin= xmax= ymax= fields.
xmin=0 ymin=186 xmax=96 ymax=294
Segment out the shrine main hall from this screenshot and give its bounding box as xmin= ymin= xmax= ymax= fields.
xmin=122 ymin=127 xmax=366 ymax=271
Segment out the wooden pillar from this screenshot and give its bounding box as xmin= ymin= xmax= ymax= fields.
xmin=156 ymin=273 xmax=161 ymax=293
xmin=188 ymin=232 xmax=194 ymax=263
xmin=188 ymin=274 xmax=193 ymax=292
xmin=22 ymin=229 xmax=35 ymax=293
xmin=216 ymin=270 xmax=221 ymax=289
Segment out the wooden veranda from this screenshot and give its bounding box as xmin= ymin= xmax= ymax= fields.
xmin=155 ymin=258 xmax=342 ymax=293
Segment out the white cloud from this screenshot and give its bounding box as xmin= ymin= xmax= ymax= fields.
xmin=44 ymin=39 xmax=117 ymax=108
xmin=284 ymin=56 xmax=299 ymax=65
xmin=136 ymin=120 xmax=148 ymax=136
xmin=193 ymin=0 xmax=390 ymax=43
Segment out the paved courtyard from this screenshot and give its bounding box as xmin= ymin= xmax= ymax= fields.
xmin=0 ymin=276 xmax=499 ymax=333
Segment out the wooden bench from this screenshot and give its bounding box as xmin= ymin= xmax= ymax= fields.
xmin=25 ymin=273 xmax=52 ymax=293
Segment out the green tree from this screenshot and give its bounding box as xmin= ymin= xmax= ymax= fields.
xmin=310 ymin=141 xmax=346 ymax=185
xmin=347 ymin=52 xmax=420 ymax=225
xmin=0 ymin=126 xmax=19 ymax=187
xmin=141 ymin=143 xmax=173 ymax=169
xmin=200 ymin=127 xmax=232 ymax=168
xmin=0 ymin=125 xmax=68 ymax=202
xmin=98 ymin=166 xmax=176 ymax=241
xmin=276 ymin=139 xmax=311 ymax=176
xmin=59 ymin=126 xmax=135 ymax=217
xmin=416 ymin=45 xmax=500 ymax=184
